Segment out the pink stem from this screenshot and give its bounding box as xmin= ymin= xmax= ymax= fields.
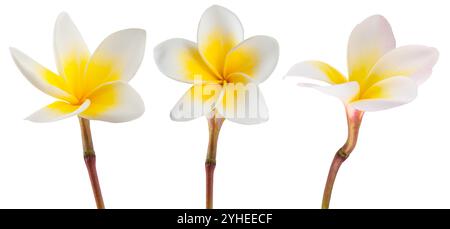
xmin=79 ymin=117 xmax=105 ymax=209
xmin=322 ymin=105 xmax=364 ymax=209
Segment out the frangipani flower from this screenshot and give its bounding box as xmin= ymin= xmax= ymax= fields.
xmin=10 ymin=12 xmax=146 ymax=208
xmin=154 ymin=5 xmax=279 ymax=208
xmin=285 ymin=15 xmax=438 ymax=208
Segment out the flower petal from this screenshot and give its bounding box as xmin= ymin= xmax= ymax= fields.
xmin=226 ymin=72 xmax=253 ymax=84
xmin=154 ymin=38 xmax=220 ymax=84
xmin=80 ymin=82 xmax=144 ymax=123
xmin=364 ymin=45 xmax=439 ymax=89
xmin=10 ymin=48 xmax=76 ymax=103
xmin=298 ymin=82 xmax=359 ymax=103
xmin=216 ymin=83 xmax=268 ymax=124
xmin=54 ymin=12 xmax=90 ymax=99
xmin=198 ymin=5 xmax=244 ymax=76
xmin=26 ymin=100 xmax=90 ymax=123
xmin=170 ymin=84 xmax=223 ymax=121
xmin=351 ymin=76 xmax=417 ymax=112
xmin=224 ymin=36 xmax=279 ymax=83
xmin=285 ymin=61 xmax=347 ymax=84
xmin=84 ymin=29 xmax=146 ymax=94
xmin=348 ymin=15 xmax=396 ymax=84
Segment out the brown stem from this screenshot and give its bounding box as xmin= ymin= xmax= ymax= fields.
xmin=322 ymin=151 xmax=347 ymax=209
xmin=205 ymin=114 xmax=224 ymax=209
xmin=322 ymin=105 xmax=364 ymax=209
xmin=79 ymin=117 xmax=105 ymax=209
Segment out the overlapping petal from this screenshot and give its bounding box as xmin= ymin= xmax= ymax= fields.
xmin=154 ymin=38 xmax=220 ymax=84
xmin=216 ymin=82 xmax=268 ymax=124
xmin=364 ymin=45 xmax=439 ymax=89
xmin=170 ymin=84 xmax=223 ymax=121
xmin=26 ymin=100 xmax=90 ymax=122
xmin=10 ymin=48 xmax=76 ymax=103
xmin=224 ymin=36 xmax=279 ymax=83
xmin=298 ymin=82 xmax=359 ymax=103
xmin=285 ymin=61 xmax=347 ymax=84
xmin=80 ymin=82 xmax=144 ymax=122
xmin=351 ymin=76 xmax=417 ymax=111
xmin=226 ymin=72 xmax=253 ymax=84
xmin=198 ymin=5 xmax=244 ymax=76
xmin=54 ymin=12 xmax=90 ymax=99
xmin=84 ymin=29 xmax=146 ymax=95
xmin=347 ymin=15 xmax=396 ymax=84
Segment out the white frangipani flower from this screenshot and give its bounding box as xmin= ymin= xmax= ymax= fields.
xmin=154 ymin=5 xmax=279 ymax=209
xmin=286 ymin=15 xmax=438 ymax=112
xmin=11 ymin=12 xmax=146 ymax=123
xmin=10 ymin=12 xmax=147 ymax=209
xmin=285 ymin=15 xmax=439 ymax=209
xmin=154 ymin=5 xmax=279 ymax=124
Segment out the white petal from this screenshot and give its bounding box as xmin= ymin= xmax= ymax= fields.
xmin=54 ymin=12 xmax=90 ymax=73
xmin=26 ymin=100 xmax=90 ymax=123
xmin=365 ymin=45 xmax=439 ymax=88
xmin=80 ymin=82 xmax=145 ymax=123
xmin=216 ymin=83 xmax=269 ymax=124
xmin=351 ymin=76 xmax=417 ymax=112
xmin=285 ymin=61 xmax=347 ymax=84
xmin=53 ymin=12 xmax=90 ymax=98
xmin=170 ymin=84 xmax=223 ymax=121
xmin=154 ymin=38 xmax=220 ymax=84
xmin=224 ymin=36 xmax=279 ymax=83
xmin=84 ymin=29 xmax=146 ymax=93
xmin=298 ymin=82 xmax=359 ymax=103
xmin=348 ymin=15 xmax=396 ymax=83
xmin=197 ymin=5 xmax=244 ymax=76
xmin=10 ymin=48 xmax=76 ymax=103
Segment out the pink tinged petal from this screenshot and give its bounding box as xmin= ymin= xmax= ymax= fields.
xmin=53 ymin=12 xmax=90 ymax=98
xmin=10 ymin=48 xmax=77 ymax=103
xmin=365 ymin=45 xmax=439 ymax=89
xmin=347 ymin=15 xmax=396 ymax=83
xmin=350 ymin=76 xmax=418 ymax=112
xmin=26 ymin=100 xmax=90 ymax=123
xmin=197 ymin=5 xmax=244 ymax=76
xmin=170 ymin=84 xmax=223 ymax=121
xmin=80 ymin=82 xmax=145 ymax=123
xmin=223 ymin=35 xmax=279 ymax=83
xmin=154 ymin=38 xmax=220 ymax=84
xmin=298 ymin=82 xmax=360 ymax=103
xmin=84 ymin=29 xmax=146 ymax=93
xmin=285 ymin=61 xmax=347 ymax=84
xmin=216 ymin=83 xmax=269 ymax=125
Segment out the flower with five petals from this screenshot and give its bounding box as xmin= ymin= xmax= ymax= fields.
xmin=10 ymin=12 xmax=146 ymax=208
xmin=286 ymin=15 xmax=438 ymax=208
xmin=154 ymin=5 xmax=279 ymax=208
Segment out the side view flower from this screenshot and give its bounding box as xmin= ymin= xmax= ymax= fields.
xmin=285 ymin=15 xmax=438 ymax=208
xmin=10 ymin=12 xmax=146 ymax=208
xmin=154 ymin=5 xmax=279 ymax=208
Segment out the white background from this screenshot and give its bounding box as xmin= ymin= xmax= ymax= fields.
xmin=0 ymin=0 xmax=448 ymax=209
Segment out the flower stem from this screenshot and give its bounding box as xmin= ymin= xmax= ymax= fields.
xmin=205 ymin=115 xmax=224 ymax=209
xmin=79 ymin=117 xmax=105 ymax=209
xmin=322 ymin=152 xmax=346 ymax=209
xmin=322 ymin=105 xmax=364 ymax=209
